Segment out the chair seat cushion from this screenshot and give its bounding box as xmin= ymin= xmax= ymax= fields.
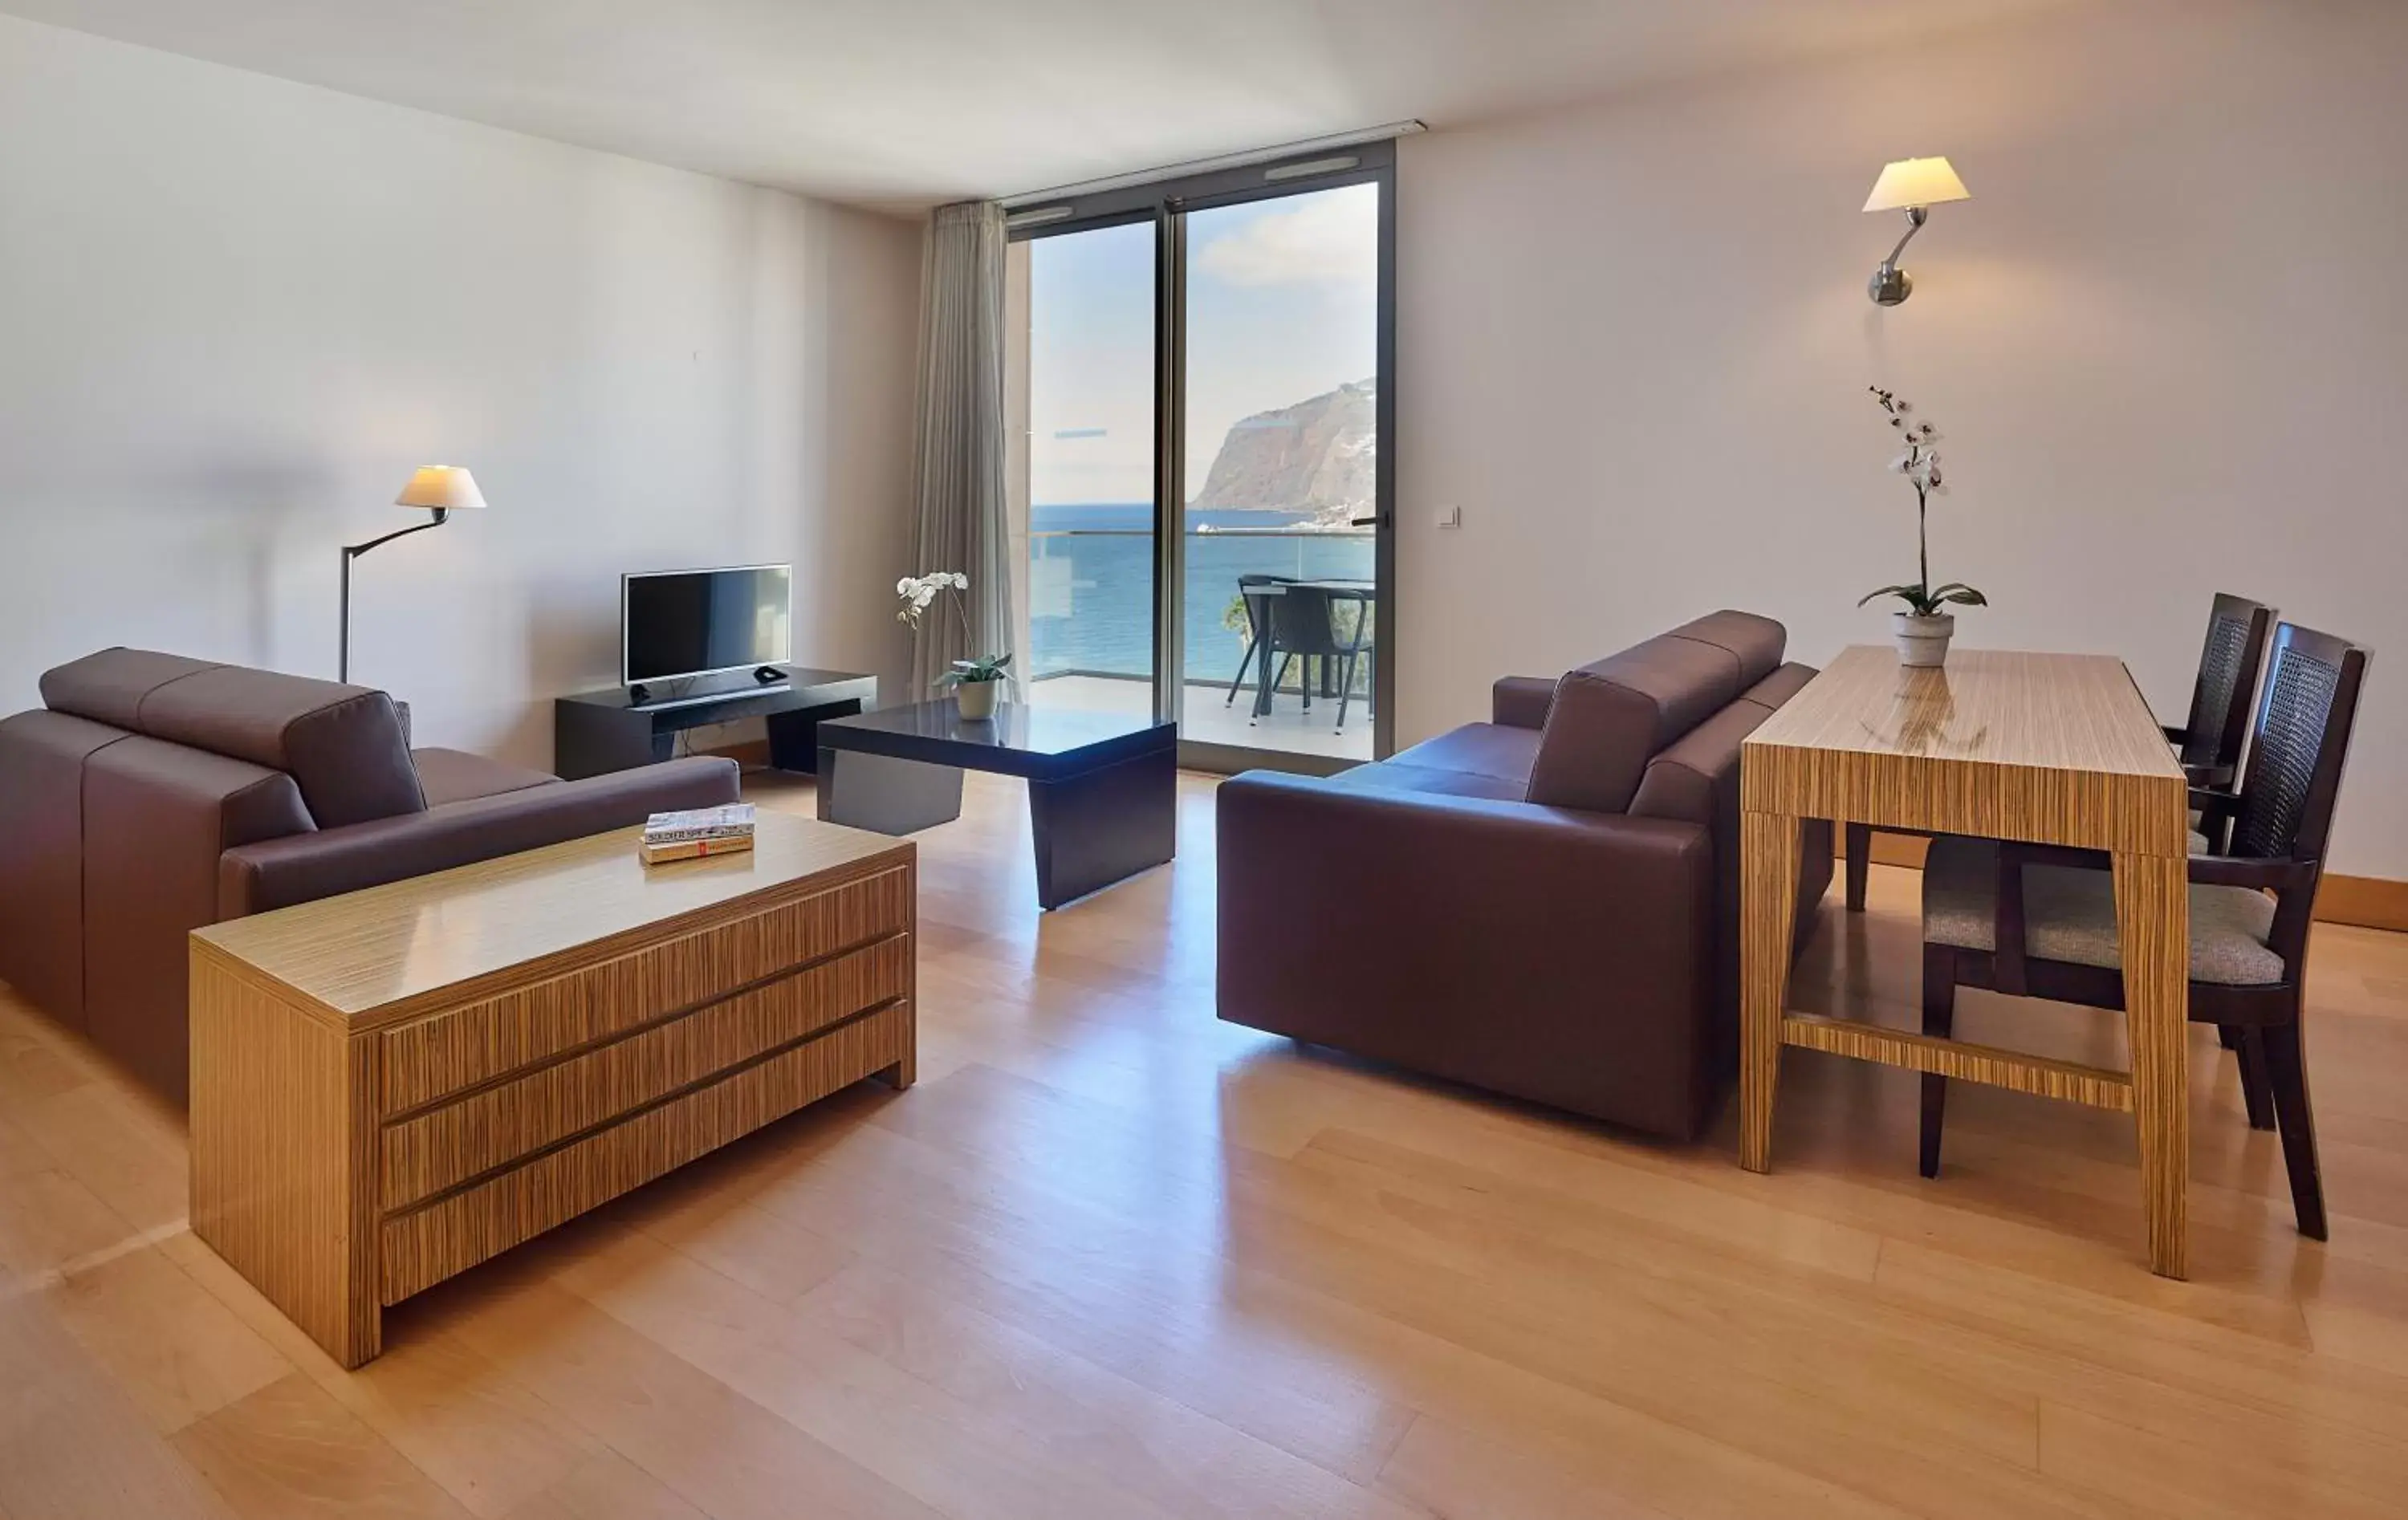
xmin=1922 ymin=837 xmax=2284 ymax=986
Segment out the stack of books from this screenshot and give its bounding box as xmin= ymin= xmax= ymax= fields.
xmin=640 ymin=803 xmax=758 ymax=864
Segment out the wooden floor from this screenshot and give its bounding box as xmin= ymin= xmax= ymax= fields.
xmin=6 ymin=770 xmax=2408 ymax=1518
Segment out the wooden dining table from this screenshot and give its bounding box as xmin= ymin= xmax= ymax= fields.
xmin=1736 ymin=646 xmax=2194 ymax=1278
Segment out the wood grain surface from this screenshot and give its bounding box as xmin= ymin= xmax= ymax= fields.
xmin=379 ymin=936 xmax=913 ymax=1209
xmin=193 ymin=811 xmax=908 ymax=1024
xmin=8 ymin=769 xmax=2408 ymax=1518
xmin=1744 ymin=646 xmax=2187 ymax=856
xmin=186 ymin=810 xmax=916 ymax=1365
xmin=377 ymin=864 xmax=912 ymax=1112
xmin=380 ymin=1003 xmax=911 ymax=1304
xmin=1741 ymin=646 xmax=2193 ymax=1276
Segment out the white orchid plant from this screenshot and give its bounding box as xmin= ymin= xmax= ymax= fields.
xmin=1858 ymin=387 xmax=1987 ymax=620
xmin=895 ymin=571 xmax=1010 ymax=687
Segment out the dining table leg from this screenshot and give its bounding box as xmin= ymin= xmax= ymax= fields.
xmin=2113 ymin=848 xmax=2190 ymax=1279
xmin=1739 ymin=809 xmax=1802 ymax=1173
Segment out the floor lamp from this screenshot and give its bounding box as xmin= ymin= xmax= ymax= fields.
xmin=340 ymin=465 xmax=486 ymax=683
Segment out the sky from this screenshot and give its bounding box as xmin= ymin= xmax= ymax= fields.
xmin=1027 ymin=181 xmax=1378 ymax=507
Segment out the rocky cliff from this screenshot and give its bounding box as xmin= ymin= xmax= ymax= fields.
xmin=1189 ymin=379 xmax=1375 ymax=522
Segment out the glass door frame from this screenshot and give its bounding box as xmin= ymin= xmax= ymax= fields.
xmin=1007 ymin=140 xmax=1397 ymax=774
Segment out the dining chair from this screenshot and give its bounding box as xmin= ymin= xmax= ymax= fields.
xmin=1251 ymin=584 xmax=1377 ymax=732
xmin=1317 ymin=587 xmax=1377 ymax=733
xmin=1223 ymin=574 xmax=1294 ymax=709
xmin=1845 ymin=591 xmax=2277 ymax=910
xmin=2166 ymin=591 xmax=2276 ymax=792
xmin=1914 ymin=622 xmax=2369 ymax=1238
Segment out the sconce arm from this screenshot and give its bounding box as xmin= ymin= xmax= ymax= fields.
xmin=1878 ymin=205 xmax=1930 ymax=274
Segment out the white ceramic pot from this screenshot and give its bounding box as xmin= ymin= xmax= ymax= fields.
xmin=1893 ymin=612 xmax=1955 ymax=668
xmin=954 ymin=678 xmax=1002 ymax=720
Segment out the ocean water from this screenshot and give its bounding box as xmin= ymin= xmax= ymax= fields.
xmin=1029 ymin=503 xmax=1375 ymax=684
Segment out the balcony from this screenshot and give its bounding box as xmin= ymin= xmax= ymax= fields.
xmin=1023 ymin=526 xmax=1374 ymax=762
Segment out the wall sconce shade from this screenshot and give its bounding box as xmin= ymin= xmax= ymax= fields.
xmin=394 ymin=465 xmax=487 ymax=512
xmin=1862 ymin=156 xmax=1970 ymax=214
xmin=1861 ymin=156 xmax=1970 ymax=306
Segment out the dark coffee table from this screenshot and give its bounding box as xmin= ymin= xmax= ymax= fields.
xmin=816 ymin=700 xmax=1176 ymax=909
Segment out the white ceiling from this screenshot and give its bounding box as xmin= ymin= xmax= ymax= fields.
xmin=0 ymin=0 xmax=2074 ymax=212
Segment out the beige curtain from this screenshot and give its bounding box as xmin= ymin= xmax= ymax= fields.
xmin=908 ymin=201 xmax=1015 ymax=696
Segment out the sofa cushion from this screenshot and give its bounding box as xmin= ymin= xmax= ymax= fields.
xmin=81 ymin=735 xmax=314 ymax=1096
xmin=0 ymin=709 xmax=129 ymax=1029
xmin=1666 ymin=610 xmax=1786 ymax=691
xmin=1327 ymin=723 xmax=1538 ymax=803
xmin=1738 ymin=661 xmax=1819 ymax=713
xmin=1394 ymin=723 xmax=1542 ymax=786
xmin=39 ymin=648 xmax=222 ymax=730
xmin=1525 ymin=612 xmax=1788 ymax=815
xmin=412 ymin=747 xmax=560 ymax=808
xmin=39 ymin=649 xmax=425 ymax=829
xmin=1491 ymin=676 xmax=1556 ymax=730
xmin=1627 ymin=701 xmax=1774 ymax=828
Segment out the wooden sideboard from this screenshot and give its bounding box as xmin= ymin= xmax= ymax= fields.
xmin=189 ymin=811 xmax=914 ymax=1366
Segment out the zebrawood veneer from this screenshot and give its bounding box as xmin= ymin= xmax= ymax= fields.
xmin=1739 ymin=647 xmax=2192 ymax=1277
xmin=189 ymin=811 xmax=915 ymax=1366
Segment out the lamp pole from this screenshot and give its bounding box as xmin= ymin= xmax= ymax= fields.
xmin=339 ymin=508 xmax=449 ymax=683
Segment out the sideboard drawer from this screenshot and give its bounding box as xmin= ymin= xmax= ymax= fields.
xmin=381 ymin=1000 xmax=911 ymax=1304
xmin=380 ymin=864 xmax=910 ymax=1112
xmin=380 ymin=931 xmax=909 ymax=1209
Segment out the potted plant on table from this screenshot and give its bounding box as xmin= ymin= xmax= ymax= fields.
xmin=1858 ymin=387 xmax=1985 ymax=667
xmin=897 ymin=571 xmax=1011 ymax=719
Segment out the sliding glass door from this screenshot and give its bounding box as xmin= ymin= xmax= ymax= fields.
xmin=1181 ymin=183 xmax=1381 ymax=764
xmin=1007 ymin=144 xmax=1394 ymax=772
xmin=1015 ymin=221 xmax=1157 ymax=722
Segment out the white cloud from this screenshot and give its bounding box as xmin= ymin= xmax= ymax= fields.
xmin=1194 ymin=185 xmax=1377 ymax=289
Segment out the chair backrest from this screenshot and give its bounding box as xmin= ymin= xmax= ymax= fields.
xmin=1236 ymin=574 xmax=1291 ymax=640
xmin=2176 ymin=593 xmax=2275 ymax=774
xmin=2228 ymin=622 xmax=2368 ymax=866
xmin=1269 ymin=584 xmax=1348 ymax=656
xmin=1322 ymin=587 xmax=1374 ymax=652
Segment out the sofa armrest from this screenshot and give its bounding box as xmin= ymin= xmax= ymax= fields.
xmin=219 ymin=756 xmax=741 ymax=916
xmin=1492 ymin=676 xmax=1556 ymax=730
xmin=1216 ymin=770 xmax=1717 ymax=1137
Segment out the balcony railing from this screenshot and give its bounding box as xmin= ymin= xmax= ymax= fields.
xmin=1025 ymin=527 xmax=1374 ymax=686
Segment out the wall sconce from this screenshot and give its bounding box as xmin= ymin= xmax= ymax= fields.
xmin=1862 ymin=156 xmax=1970 ymax=305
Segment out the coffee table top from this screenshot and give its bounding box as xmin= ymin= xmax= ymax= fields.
xmin=817 ymin=699 xmax=1175 ymax=779
xmin=192 ymin=811 xmax=909 ymax=1022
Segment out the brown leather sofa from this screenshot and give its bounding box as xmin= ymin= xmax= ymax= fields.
xmin=1217 ymin=611 xmax=1832 ymax=1141
xmin=0 ymin=648 xmax=740 ymax=1098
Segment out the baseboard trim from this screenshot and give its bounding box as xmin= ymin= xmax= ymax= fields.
xmin=1836 ymin=830 xmax=2406 ymax=932
xmin=2313 ymin=874 xmax=2408 ymax=933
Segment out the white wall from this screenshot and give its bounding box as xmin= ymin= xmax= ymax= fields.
xmin=1396 ymin=0 xmax=2408 ymax=876
xmin=0 ymin=13 xmax=921 ymax=769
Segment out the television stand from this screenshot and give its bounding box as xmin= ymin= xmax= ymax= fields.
xmin=553 ymin=666 xmax=877 ymax=779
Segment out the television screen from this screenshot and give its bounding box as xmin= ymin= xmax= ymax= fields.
xmin=622 ymin=565 xmax=792 ymax=685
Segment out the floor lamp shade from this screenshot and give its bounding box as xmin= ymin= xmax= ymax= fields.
xmin=395 ymin=465 xmax=487 ymax=512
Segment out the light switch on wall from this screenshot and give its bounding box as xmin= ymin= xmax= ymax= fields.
xmin=1436 ymin=505 xmax=1462 ymax=529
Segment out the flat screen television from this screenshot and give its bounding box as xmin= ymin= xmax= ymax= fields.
xmin=620 ymin=564 xmax=792 ymax=686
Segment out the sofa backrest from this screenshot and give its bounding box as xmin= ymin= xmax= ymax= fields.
xmin=1624 ymin=661 xmax=1828 ymax=1074
xmin=41 ymin=648 xmax=425 ymax=828
xmin=1523 ymin=611 xmax=1787 ymax=814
